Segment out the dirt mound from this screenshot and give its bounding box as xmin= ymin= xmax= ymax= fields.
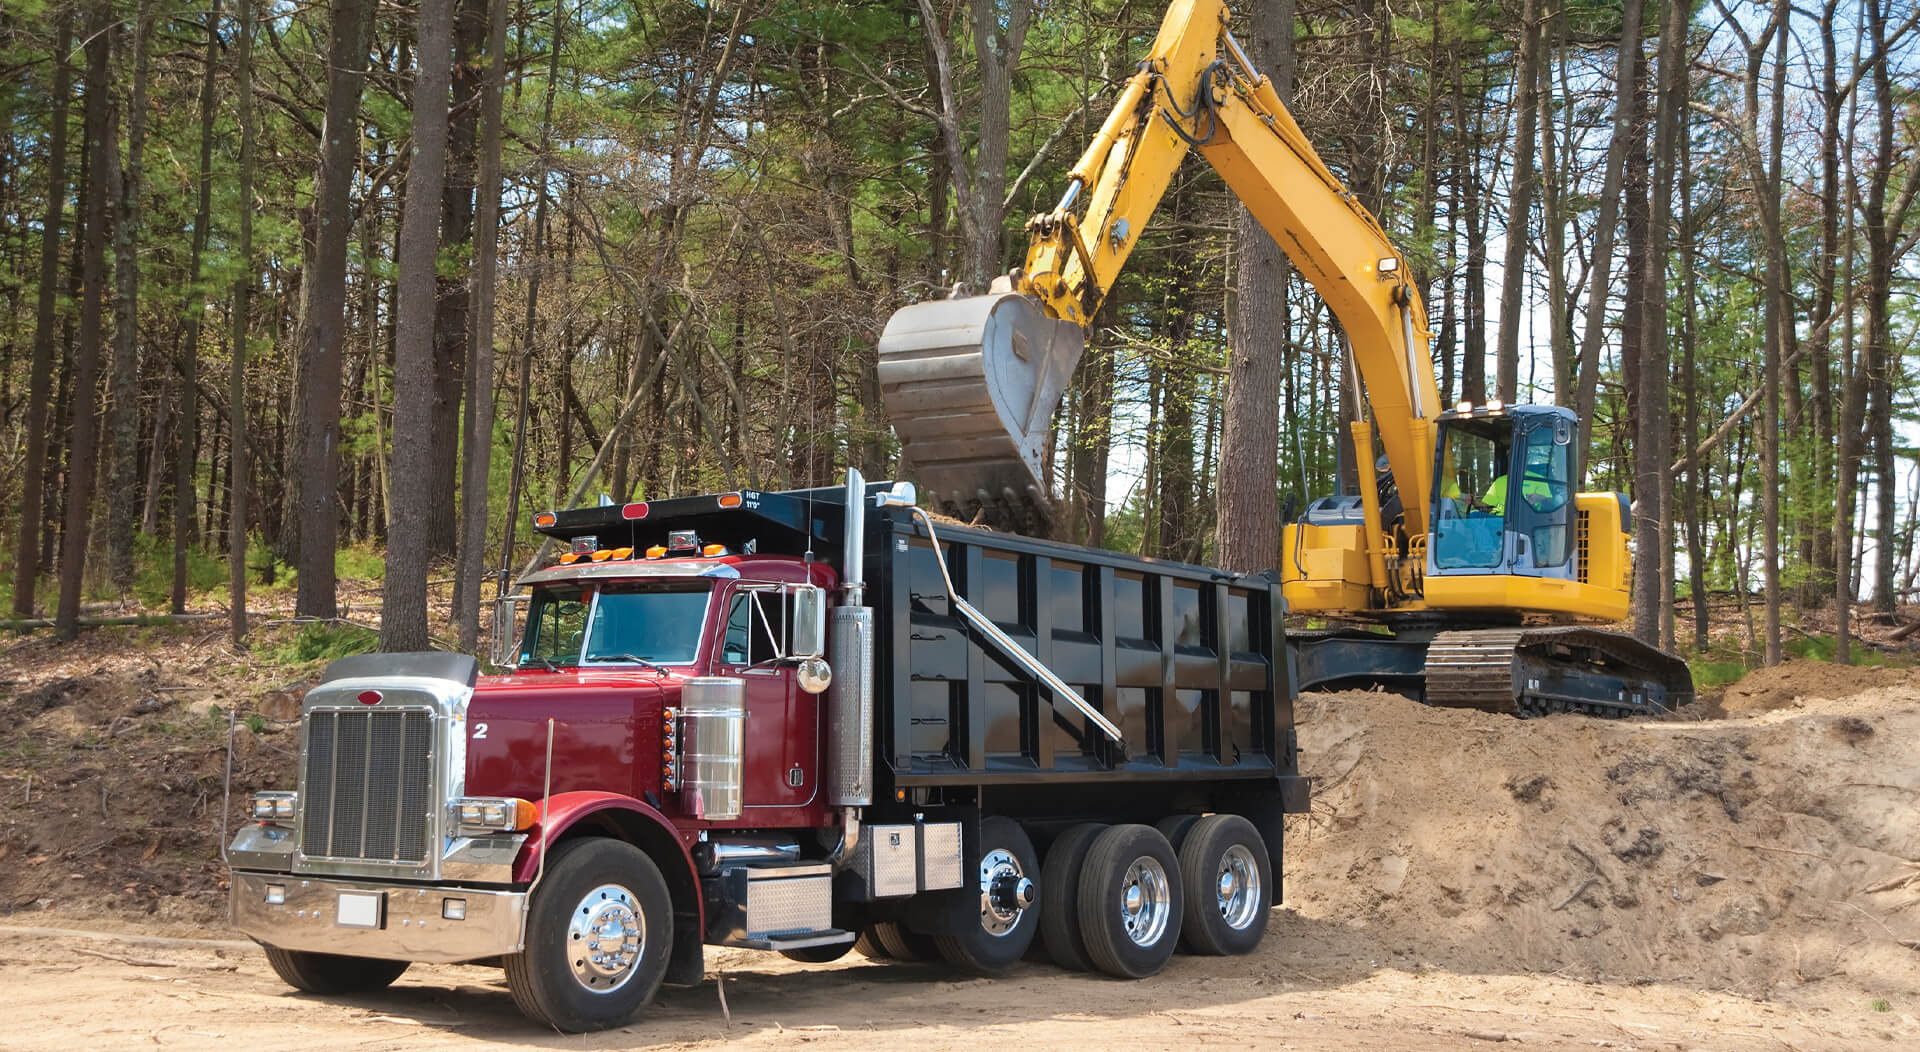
xmin=1719 ymin=658 xmax=1917 ymax=714
xmin=1285 ymin=686 xmax=1920 ymax=1001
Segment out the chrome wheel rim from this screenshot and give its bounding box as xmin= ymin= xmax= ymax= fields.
xmin=1118 ymin=855 xmax=1172 ymax=947
xmin=977 ymin=848 xmax=1031 ymax=936
xmin=1215 ymin=844 xmax=1262 ymax=930
xmin=567 ymin=883 xmax=645 ymax=993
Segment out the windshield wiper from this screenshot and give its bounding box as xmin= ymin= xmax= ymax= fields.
xmin=591 ymin=653 xmax=673 ymax=678
xmin=523 ymin=656 xmax=559 ymax=672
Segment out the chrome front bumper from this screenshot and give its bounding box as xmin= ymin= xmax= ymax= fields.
xmin=230 ymin=870 xmax=528 ymax=964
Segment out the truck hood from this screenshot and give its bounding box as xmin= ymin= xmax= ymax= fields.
xmin=475 ymin=667 xmax=692 ymax=694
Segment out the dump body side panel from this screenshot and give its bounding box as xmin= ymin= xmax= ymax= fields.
xmin=869 ymin=512 xmax=1296 ymax=792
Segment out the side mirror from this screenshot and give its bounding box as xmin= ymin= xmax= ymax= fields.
xmin=488 ymin=594 xmax=524 ymax=667
xmin=789 ymin=584 xmax=826 ymax=659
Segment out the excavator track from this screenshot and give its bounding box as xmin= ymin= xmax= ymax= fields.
xmin=1293 ymin=625 xmax=1694 ymax=719
xmin=1425 ymin=626 xmax=1693 ymax=718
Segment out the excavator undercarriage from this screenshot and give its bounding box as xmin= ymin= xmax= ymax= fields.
xmin=1292 ymin=624 xmax=1694 ymax=718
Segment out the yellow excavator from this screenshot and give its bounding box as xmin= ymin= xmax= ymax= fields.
xmin=877 ymin=0 xmax=1692 ymax=716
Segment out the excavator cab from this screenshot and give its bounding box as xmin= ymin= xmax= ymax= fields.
xmin=1428 ymin=405 xmax=1575 ymax=579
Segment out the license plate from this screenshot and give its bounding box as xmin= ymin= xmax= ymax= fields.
xmin=335 ymin=891 xmax=384 ymax=929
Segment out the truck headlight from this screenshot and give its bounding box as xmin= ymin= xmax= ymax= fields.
xmin=249 ymin=791 xmax=297 ymax=822
xmin=451 ymin=797 xmax=538 ymax=834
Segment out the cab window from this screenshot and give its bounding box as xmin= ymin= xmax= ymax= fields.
xmin=522 ymin=588 xmax=588 ymax=666
xmin=722 ymin=589 xmax=796 ymax=666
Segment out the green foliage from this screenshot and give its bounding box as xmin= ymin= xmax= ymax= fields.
xmin=132 ymin=534 xmax=226 ymax=609
xmin=270 ymin=621 xmax=378 ymax=665
xmin=334 ymin=543 xmax=385 ymax=582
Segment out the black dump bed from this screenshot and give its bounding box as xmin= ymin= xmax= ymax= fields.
xmin=869 ymin=511 xmax=1297 ymax=794
xmin=531 ymin=480 xmax=1302 ymax=801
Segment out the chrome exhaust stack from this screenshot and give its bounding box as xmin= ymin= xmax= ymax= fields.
xmin=827 ymin=469 xmax=875 ymax=867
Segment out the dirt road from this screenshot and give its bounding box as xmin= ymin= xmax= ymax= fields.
xmin=1 ymin=917 xmax=1906 ymax=1051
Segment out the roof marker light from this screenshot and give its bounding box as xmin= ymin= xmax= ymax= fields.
xmin=702 ymin=543 xmax=727 ymax=557
xmin=645 ymin=545 xmax=667 ymax=559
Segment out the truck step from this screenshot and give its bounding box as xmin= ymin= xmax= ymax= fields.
xmin=723 ymin=929 xmax=857 ymax=952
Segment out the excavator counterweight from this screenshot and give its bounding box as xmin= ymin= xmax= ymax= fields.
xmin=877 ymin=290 xmax=1083 ymax=530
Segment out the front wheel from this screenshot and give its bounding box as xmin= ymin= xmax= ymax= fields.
xmin=263 ymin=946 xmax=409 ymax=994
xmin=504 ymin=838 xmax=674 ymax=1033
xmin=933 ymin=816 xmax=1040 ymax=974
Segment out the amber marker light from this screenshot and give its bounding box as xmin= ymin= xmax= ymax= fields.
xmin=534 ymin=511 xmax=557 ymax=528
xmin=717 ymin=493 xmax=743 ymax=509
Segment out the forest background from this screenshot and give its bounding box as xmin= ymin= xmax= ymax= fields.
xmin=0 ymin=0 xmax=1915 ymax=674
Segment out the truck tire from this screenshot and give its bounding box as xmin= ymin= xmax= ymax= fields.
xmin=504 ymin=838 xmax=674 ymax=1033
xmin=853 ymin=927 xmax=892 ymax=959
xmin=933 ymin=816 xmax=1040 ymax=974
xmin=869 ymin=921 xmax=939 ymax=962
xmin=1076 ymin=824 xmax=1183 ymax=979
xmin=1037 ymin=822 xmax=1106 ymax=972
xmin=263 ymin=946 xmax=409 ymax=995
xmin=778 ymin=941 xmax=854 ymax=964
xmin=1176 ymin=814 xmax=1271 ymax=956
xmin=1155 ymin=813 xmax=1201 ymax=853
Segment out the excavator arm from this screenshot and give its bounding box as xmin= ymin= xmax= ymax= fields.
xmin=880 ymin=0 xmax=1439 ymax=543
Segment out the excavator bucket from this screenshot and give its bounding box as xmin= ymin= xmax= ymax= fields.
xmin=877 ymin=292 xmax=1085 ymax=532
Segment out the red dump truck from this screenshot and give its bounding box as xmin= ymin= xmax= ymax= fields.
xmin=228 ymin=471 xmax=1308 ymax=1031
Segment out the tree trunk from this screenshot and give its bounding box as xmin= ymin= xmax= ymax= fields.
xmin=456 ymin=0 xmax=508 ymax=651
xmin=382 ymin=0 xmax=456 ymax=653
xmin=290 ymin=0 xmax=373 ymax=620
xmin=11 ymin=11 xmax=72 ymax=618
xmin=56 ymin=0 xmax=114 ymax=642
xmin=430 ymin=0 xmax=489 ymax=560
xmin=229 ymin=0 xmax=257 ymax=644
xmin=104 ymin=3 xmax=149 ymax=593
xmin=1216 ymin=0 xmax=1293 ymax=574
xmin=1494 ymin=0 xmax=1539 ymax=405
xmin=172 ymin=0 xmax=221 ymax=613
xmin=1638 ymin=0 xmax=1686 ymax=650
xmin=1572 ymin=0 xmax=1644 ymax=430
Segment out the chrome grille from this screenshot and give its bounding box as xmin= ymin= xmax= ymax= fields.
xmin=301 ymin=708 xmax=435 ymax=863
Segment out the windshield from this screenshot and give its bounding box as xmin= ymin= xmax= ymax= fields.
xmin=519 ymin=586 xmax=711 ymax=668
xmin=1432 ymin=423 xmax=1508 ymax=570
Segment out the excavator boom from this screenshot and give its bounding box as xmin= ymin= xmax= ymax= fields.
xmin=880 ymin=0 xmax=1438 ymax=536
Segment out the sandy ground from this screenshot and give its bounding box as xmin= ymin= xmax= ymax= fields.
xmin=4 ymin=631 xmax=1919 ymax=1050
xmin=0 ymin=918 xmax=1910 ymax=1051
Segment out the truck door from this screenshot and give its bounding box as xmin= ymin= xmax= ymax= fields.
xmin=718 ymin=586 xmax=819 ymax=811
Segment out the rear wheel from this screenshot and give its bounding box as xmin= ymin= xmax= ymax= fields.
xmin=504 ymin=838 xmax=673 ymax=1033
xmin=852 ymin=927 xmax=893 ymax=959
xmin=1077 ymin=824 xmax=1183 ymax=979
xmin=1038 ymin=822 xmax=1106 ymax=972
xmin=1156 ymin=814 xmax=1201 ymax=853
xmin=263 ymin=946 xmax=409 ymax=995
xmin=868 ymin=921 xmax=939 ymax=962
xmin=933 ymin=817 xmax=1040 ymax=974
xmin=1177 ymin=814 xmax=1271 ymax=956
